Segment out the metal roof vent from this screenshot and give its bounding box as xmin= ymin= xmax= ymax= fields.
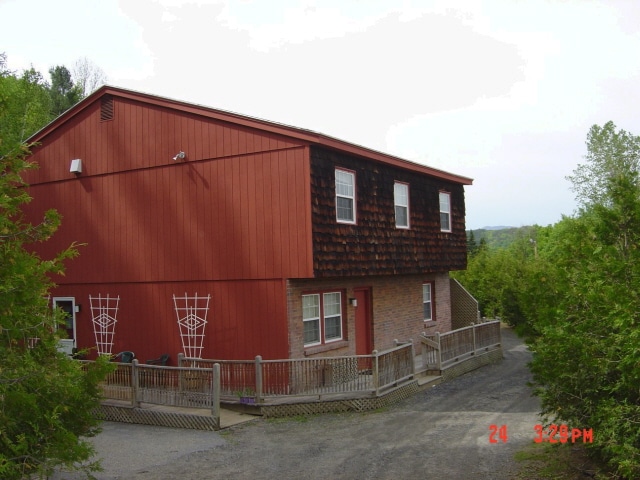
xmin=100 ymin=95 xmax=114 ymax=122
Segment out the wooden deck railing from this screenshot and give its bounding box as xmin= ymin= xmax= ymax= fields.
xmin=83 ymin=360 xmax=221 ymax=420
xmin=179 ymin=342 xmax=415 ymax=402
xmin=420 ymin=320 xmax=501 ymax=370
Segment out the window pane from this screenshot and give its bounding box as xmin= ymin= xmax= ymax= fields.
xmin=423 ymin=284 xmax=431 ymax=302
xmin=423 ymin=302 xmax=432 ymax=321
xmin=336 ymin=170 xmax=354 ymax=196
xmin=395 ymin=206 xmax=408 ymax=227
xmin=302 ymin=294 xmax=320 ymax=320
xmin=439 ymin=192 xmax=450 ymax=212
xmin=325 ymin=316 xmax=341 ymax=340
xmin=394 ymin=183 xmax=408 ymax=205
xmin=304 ymin=319 xmax=320 ymax=344
xmin=323 ymin=293 xmax=341 ymax=316
xmin=440 ymin=212 xmax=450 ymax=231
xmin=336 ymin=197 xmax=354 ymax=221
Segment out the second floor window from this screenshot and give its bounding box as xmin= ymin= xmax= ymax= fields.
xmin=439 ymin=192 xmax=451 ymax=232
xmin=335 ymin=169 xmax=356 ymax=223
xmin=394 ymin=182 xmax=409 ymax=228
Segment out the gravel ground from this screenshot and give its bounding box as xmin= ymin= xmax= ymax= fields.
xmin=54 ymin=325 xmax=541 ymax=480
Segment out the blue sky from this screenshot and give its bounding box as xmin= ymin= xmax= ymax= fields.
xmin=3 ymin=0 xmax=640 ymax=229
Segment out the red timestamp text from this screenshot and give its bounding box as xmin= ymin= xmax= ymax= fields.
xmin=534 ymin=424 xmax=593 ymax=444
xmin=489 ymin=424 xmax=594 ymax=444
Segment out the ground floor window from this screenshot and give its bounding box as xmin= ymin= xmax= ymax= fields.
xmin=302 ymin=291 xmax=344 ymax=346
xmin=423 ymin=283 xmax=434 ymax=322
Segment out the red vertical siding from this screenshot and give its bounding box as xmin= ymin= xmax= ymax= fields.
xmin=55 ymin=279 xmax=288 ymax=362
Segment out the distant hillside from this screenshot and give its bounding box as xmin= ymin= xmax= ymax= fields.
xmin=469 ymin=226 xmax=536 ymax=249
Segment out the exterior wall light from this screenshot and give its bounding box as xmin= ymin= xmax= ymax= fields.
xmin=70 ymin=159 xmax=82 ymax=175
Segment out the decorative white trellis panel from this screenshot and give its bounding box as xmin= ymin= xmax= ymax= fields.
xmin=173 ymin=293 xmax=211 ymax=359
xmin=89 ymin=294 xmax=120 ymax=355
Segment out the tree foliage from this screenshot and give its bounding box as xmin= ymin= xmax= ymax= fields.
xmin=457 ymin=121 xmax=640 ymax=477
xmin=48 ymin=65 xmax=83 ymax=117
xmin=0 ymin=52 xmax=111 ymax=478
xmin=0 ymin=54 xmax=52 ymax=157
xmin=0 ymin=52 xmax=107 ymax=156
xmin=0 ymin=143 xmax=112 ymax=478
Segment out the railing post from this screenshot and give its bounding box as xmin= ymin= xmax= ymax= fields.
xmin=410 ymin=340 xmax=416 ymax=376
xmin=212 ymin=363 xmax=220 ymax=427
xmin=372 ymin=350 xmax=379 ymax=395
xmin=177 ymin=353 xmax=184 ymax=392
xmin=472 ymin=324 xmax=477 ymax=355
xmin=255 ymin=355 xmax=263 ymax=403
xmin=435 ymin=332 xmax=442 ymax=371
xmin=131 ymin=360 xmax=140 ymax=408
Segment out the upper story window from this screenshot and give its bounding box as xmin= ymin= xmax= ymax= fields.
xmin=335 ymin=169 xmax=356 ymax=224
xmin=423 ymin=283 xmax=434 ymax=321
xmin=302 ymin=291 xmax=344 ymax=346
xmin=394 ymin=182 xmax=410 ymax=229
xmin=439 ymin=191 xmax=451 ymax=232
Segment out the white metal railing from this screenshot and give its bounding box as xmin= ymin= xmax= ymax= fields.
xmin=420 ymin=320 xmax=501 ymax=370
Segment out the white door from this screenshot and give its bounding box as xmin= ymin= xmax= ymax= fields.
xmin=53 ymin=297 xmax=76 ymax=355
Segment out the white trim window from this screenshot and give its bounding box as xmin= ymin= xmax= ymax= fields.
xmin=302 ymin=294 xmax=321 ymax=346
xmin=423 ymin=283 xmax=433 ymax=321
xmin=394 ymin=182 xmax=410 ymax=228
xmin=302 ymin=292 xmax=344 ymax=346
xmin=335 ymin=169 xmax=356 ymax=224
xmin=439 ymin=191 xmax=451 ymax=232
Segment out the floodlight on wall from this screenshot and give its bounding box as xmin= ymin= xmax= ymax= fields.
xmin=172 ymin=151 xmax=186 ymax=161
xmin=70 ymin=159 xmax=82 ymax=175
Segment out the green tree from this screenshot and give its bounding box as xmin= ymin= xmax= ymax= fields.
xmin=529 ymin=122 xmax=640 ymax=478
xmin=48 ymin=65 xmax=82 ymax=117
xmin=0 ymin=143 xmax=112 ymax=479
xmin=0 ymin=54 xmax=52 ymax=157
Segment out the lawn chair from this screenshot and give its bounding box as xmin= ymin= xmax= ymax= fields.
xmin=113 ymin=351 xmax=135 ymax=363
xmin=146 ymin=353 xmax=170 ymax=366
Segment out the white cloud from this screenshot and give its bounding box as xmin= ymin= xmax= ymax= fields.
xmin=2 ymin=0 xmax=640 ymax=229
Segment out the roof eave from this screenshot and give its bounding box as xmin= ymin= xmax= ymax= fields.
xmin=27 ymin=85 xmax=473 ymax=186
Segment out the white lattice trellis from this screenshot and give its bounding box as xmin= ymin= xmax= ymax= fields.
xmin=89 ymin=294 xmax=120 ymax=355
xmin=173 ymin=293 xmax=211 ymax=358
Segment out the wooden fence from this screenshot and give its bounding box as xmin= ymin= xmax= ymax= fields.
xmin=179 ymin=342 xmax=415 ymax=402
xmin=85 ymin=360 xmax=221 ymax=420
xmin=420 ymin=320 xmax=501 ymax=370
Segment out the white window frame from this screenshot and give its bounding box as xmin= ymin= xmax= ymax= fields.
xmin=302 ymin=291 xmax=344 ymax=346
xmin=302 ymin=294 xmax=321 ymax=346
xmin=439 ymin=191 xmax=451 ymax=232
xmin=394 ymin=182 xmax=410 ymax=229
xmin=335 ymin=169 xmax=356 ymax=224
xmin=53 ymin=297 xmax=77 ymax=355
xmin=423 ymin=283 xmax=434 ymax=322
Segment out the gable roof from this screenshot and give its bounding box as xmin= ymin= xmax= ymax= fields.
xmin=28 ymin=85 xmax=473 ymax=185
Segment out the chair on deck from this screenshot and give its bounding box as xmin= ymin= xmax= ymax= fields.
xmin=146 ymin=353 xmax=170 ymax=366
xmin=113 ymin=351 xmax=135 ymax=363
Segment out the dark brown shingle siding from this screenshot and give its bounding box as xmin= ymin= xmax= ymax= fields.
xmin=311 ymin=146 xmax=467 ymax=277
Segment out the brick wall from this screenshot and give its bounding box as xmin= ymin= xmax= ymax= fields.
xmin=287 ymin=272 xmax=452 ymax=359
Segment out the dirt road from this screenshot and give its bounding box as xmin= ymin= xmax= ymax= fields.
xmin=56 ymin=325 xmax=541 ymax=479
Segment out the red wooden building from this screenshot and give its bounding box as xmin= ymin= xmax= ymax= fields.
xmin=24 ymin=86 xmax=473 ymax=363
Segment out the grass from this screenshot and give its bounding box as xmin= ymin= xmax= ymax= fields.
xmin=514 ymin=442 xmax=610 ymax=479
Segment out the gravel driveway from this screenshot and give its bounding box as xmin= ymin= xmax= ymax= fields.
xmin=55 ymin=324 xmax=541 ymax=479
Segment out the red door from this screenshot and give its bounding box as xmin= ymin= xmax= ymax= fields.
xmin=354 ymin=287 xmax=372 ymax=369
